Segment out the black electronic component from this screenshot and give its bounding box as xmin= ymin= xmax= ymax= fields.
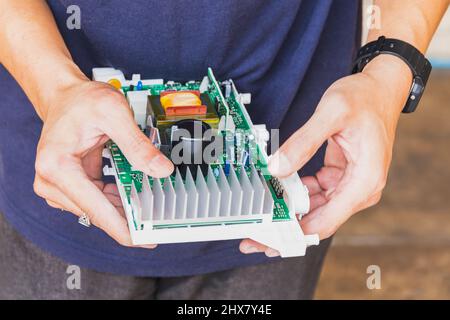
xmin=270 ymin=177 xmax=284 ymax=199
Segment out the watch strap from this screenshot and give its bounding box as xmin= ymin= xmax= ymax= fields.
xmin=352 ymin=36 xmax=432 ymax=113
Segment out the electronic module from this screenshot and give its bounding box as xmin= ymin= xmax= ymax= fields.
xmin=95 ymin=67 xmax=319 ymax=257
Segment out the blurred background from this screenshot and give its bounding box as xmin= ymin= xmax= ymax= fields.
xmin=315 ymin=4 xmax=450 ymax=299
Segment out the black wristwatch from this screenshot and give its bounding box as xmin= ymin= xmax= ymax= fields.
xmin=352 ymin=36 xmax=432 ymax=113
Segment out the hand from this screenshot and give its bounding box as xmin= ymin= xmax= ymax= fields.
xmin=240 ymin=55 xmax=412 ymax=257
xmin=33 ymin=79 xmax=174 ymax=247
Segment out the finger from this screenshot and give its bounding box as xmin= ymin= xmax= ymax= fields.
xmin=47 ymin=161 xmax=135 ymax=246
xmin=46 ymin=199 xmax=64 ymax=210
xmin=39 ymin=181 xmax=151 ymax=249
xmin=101 ymin=106 xmax=173 ymax=178
xmin=103 ymin=183 xmax=120 ymax=196
xmin=39 ymin=176 xmax=125 ymax=216
xmin=82 ymin=144 xmax=104 ymax=180
xmin=324 ymin=136 xmax=347 ymax=169
xmin=104 ymin=192 xmax=123 ymax=208
xmin=268 ymin=105 xmax=342 ymax=178
xmin=316 ymin=166 xmax=345 ymax=191
xmin=300 ymin=195 xmax=354 ymax=240
xmin=264 ymin=248 xmax=281 ymax=258
xmin=310 ymin=193 xmax=327 ymax=211
xmin=56 ymin=170 xmax=157 ymax=249
xmin=239 ymin=239 xmax=280 ymax=257
xmin=102 ymin=183 xmax=124 ymax=208
xmin=115 ymin=205 xmax=127 ymax=219
xmin=36 ymin=174 xmax=129 ymax=223
xmin=39 ymin=182 xmax=127 ymax=232
xmin=92 ymin=179 xmax=105 ymax=191
xmin=301 ymin=176 xmax=322 ymax=195
xmin=300 ymin=182 xmax=358 ymax=240
xmin=301 ymin=159 xmax=383 ymax=240
xmin=239 ymin=239 xmax=268 ymax=254
xmin=34 ymin=175 xmax=84 ymax=215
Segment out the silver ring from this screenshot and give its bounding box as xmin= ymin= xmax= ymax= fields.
xmin=78 ymin=213 xmax=91 ymax=227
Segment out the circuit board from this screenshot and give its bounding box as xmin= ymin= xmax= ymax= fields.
xmin=95 ymin=67 xmax=316 ymax=257
xmin=107 ymin=68 xmax=290 ymax=231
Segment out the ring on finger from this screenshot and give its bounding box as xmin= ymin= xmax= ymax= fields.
xmin=78 ymin=212 xmax=91 ymax=227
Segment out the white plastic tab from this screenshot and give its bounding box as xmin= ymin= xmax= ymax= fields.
xmin=239 ymin=93 xmax=252 ymax=105
xmin=131 ymin=74 xmax=141 ymax=83
xmin=141 ymin=79 xmax=164 ymax=86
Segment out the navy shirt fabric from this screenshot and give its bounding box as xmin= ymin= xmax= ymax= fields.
xmin=0 ymin=0 xmax=360 ymax=276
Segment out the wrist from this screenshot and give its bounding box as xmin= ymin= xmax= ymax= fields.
xmin=37 ymin=61 xmax=89 ymax=122
xmin=362 ymin=54 xmax=413 ymax=114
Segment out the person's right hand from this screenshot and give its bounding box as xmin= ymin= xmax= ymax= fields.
xmin=33 ymin=79 xmax=174 ymax=247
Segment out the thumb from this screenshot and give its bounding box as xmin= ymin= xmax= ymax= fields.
xmin=268 ymin=106 xmax=341 ymax=178
xmin=103 ymin=110 xmax=174 ymax=178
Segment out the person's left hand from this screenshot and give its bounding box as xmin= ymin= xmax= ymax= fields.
xmin=240 ymin=55 xmax=413 ymax=257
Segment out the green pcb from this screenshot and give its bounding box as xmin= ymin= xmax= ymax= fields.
xmin=108 ymin=68 xmax=291 ymax=227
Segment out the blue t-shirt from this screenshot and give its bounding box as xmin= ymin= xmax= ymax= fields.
xmin=0 ymin=0 xmax=359 ymax=276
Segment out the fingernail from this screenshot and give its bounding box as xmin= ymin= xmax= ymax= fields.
xmin=148 ymin=155 xmax=173 ymax=177
xmin=265 ymin=248 xmax=280 ymax=258
xmin=140 ymin=244 xmax=157 ymax=249
xmin=268 ymin=152 xmax=292 ymax=176
xmin=241 ymin=245 xmax=259 ymax=254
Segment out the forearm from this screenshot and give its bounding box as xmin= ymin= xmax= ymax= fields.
xmin=368 ymin=0 xmax=449 ymax=52
xmin=0 ymin=0 xmax=87 ymax=120
xmin=362 ymin=0 xmax=448 ymax=114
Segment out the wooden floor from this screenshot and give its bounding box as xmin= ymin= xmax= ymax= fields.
xmin=315 ymin=70 xmax=450 ymax=299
